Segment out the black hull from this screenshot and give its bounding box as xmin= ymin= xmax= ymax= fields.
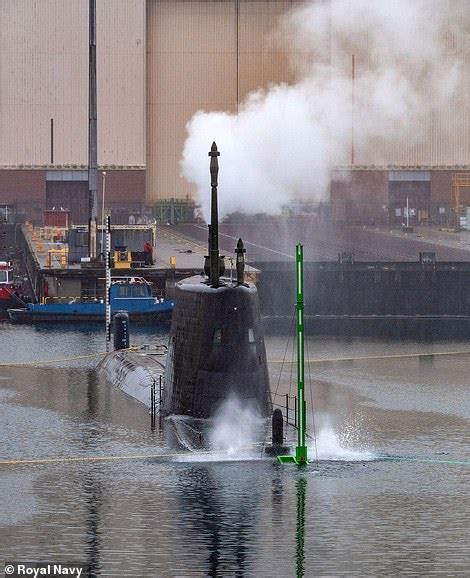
xmin=163 ymin=278 xmax=272 ymax=419
xmin=0 ymin=299 xmax=17 ymax=318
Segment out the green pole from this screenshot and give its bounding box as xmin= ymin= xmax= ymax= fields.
xmin=295 ymin=244 xmax=308 ymax=465
xmin=277 ymin=243 xmax=308 ymax=465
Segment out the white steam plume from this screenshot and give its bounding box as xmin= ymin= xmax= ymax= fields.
xmin=181 ymin=0 xmax=466 ymax=219
xmin=208 ymin=394 xmax=264 ymax=458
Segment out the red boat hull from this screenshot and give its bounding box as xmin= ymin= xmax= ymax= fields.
xmin=0 ymin=285 xmax=19 ymax=316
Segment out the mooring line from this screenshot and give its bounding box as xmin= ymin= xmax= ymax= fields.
xmin=0 ymin=453 xmax=165 ymax=466
xmin=0 ymin=346 xmax=143 ymax=367
xmin=0 ymin=445 xmax=267 ymax=467
xmin=269 ymin=349 xmax=470 ymax=365
xmin=380 ymin=455 xmax=470 ymax=467
xmin=2 ymin=451 xmax=470 ymax=468
xmin=0 ymin=352 xmax=108 ymax=367
xmin=0 ymin=450 xmax=224 ymax=467
xmin=5 ymin=347 xmax=469 ymax=368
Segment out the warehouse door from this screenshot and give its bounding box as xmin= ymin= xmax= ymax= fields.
xmin=46 ymin=170 xmax=89 ymax=225
xmin=388 ymin=171 xmax=431 ymax=226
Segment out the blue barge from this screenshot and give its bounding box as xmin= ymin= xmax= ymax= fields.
xmin=8 ymin=277 xmax=174 ymax=324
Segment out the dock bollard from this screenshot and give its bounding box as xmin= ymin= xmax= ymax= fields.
xmin=264 ymin=408 xmax=290 ymax=456
xmin=272 ymin=408 xmax=284 ymax=446
xmin=113 ymin=311 xmax=129 ymax=350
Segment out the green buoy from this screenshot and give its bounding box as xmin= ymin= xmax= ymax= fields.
xmin=277 ymin=243 xmax=308 ymax=466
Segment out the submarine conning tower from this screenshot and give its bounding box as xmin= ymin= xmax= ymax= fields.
xmin=162 ymin=142 xmax=271 ymax=419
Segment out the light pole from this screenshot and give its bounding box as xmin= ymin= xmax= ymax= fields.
xmin=101 ymin=171 xmax=107 ymax=258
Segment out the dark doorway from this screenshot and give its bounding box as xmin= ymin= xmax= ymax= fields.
xmin=46 ymin=181 xmax=89 ymax=225
xmin=388 ymin=179 xmax=431 ymax=226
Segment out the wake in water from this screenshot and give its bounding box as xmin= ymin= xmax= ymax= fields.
xmin=170 ymin=395 xmax=268 ymax=462
xmin=308 ymin=426 xmax=376 ymax=462
xmin=209 ymin=395 xmax=265 ymax=455
xmin=169 ymin=397 xmax=376 ymax=463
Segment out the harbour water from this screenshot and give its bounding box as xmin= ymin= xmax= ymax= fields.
xmin=1 ymin=323 xmax=469 ymax=576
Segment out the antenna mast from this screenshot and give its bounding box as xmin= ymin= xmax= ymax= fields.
xmin=88 ymin=0 xmax=98 ymax=259
xmin=209 ymin=142 xmax=220 ymax=287
xmin=204 ymin=142 xmax=224 ymax=286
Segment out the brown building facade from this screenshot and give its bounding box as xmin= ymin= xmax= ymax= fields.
xmin=331 ymin=169 xmax=470 ymax=227
xmin=0 ymin=169 xmax=145 ymax=225
xmin=0 ymin=1 xmax=469 ymax=225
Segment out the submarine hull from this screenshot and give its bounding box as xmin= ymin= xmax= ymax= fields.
xmin=162 ymin=277 xmax=271 ymax=419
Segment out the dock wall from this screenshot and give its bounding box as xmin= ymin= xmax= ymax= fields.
xmin=256 ymin=261 xmax=470 ymax=338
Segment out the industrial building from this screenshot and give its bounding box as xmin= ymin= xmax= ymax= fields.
xmin=0 ymin=0 xmax=469 ymax=226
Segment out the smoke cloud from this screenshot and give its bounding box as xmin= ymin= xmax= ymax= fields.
xmin=181 ymin=0 xmax=466 ymax=219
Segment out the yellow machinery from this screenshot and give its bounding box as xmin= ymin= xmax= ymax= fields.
xmin=39 ymin=226 xmax=67 ymax=242
xmin=45 ymin=247 xmax=69 ymax=269
xmin=114 ymin=249 xmax=132 ymax=269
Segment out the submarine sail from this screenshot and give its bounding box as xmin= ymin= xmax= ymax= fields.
xmin=162 ymin=142 xmax=271 ymax=419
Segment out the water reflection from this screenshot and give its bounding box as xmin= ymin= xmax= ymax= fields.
xmin=271 ymin=470 xmax=284 ymax=507
xmin=81 ymin=372 xmax=105 ymax=576
xmin=1 ymin=330 xmax=470 ymax=575
xmin=176 ymin=464 xmax=262 ymax=577
xmin=295 ymin=478 xmax=306 ymax=578
xmin=418 ymin=354 xmax=435 ymax=367
xmin=83 ymin=471 xmax=103 ymax=577
xmin=86 ymin=370 xmax=100 ymax=420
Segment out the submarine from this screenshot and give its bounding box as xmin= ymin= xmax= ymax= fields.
xmin=98 ymin=142 xmax=278 ymax=452
xmin=161 ymin=142 xmax=272 ymax=421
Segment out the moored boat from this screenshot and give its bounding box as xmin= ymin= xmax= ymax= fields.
xmin=7 ymin=276 xmax=174 ymax=324
xmin=0 ymin=261 xmax=26 ymax=317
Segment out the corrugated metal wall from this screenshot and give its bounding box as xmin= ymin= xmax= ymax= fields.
xmin=146 ymin=0 xmax=238 ymax=201
xmin=336 ymin=0 xmax=470 ymax=168
xmin=145 ymin=0 xmax=299 ymax=202
xmin=238 ymin=1 xmax=296 ymax=99
xmin=1 ymin=0 xmax=469 ymax=202
xmin=98 ymin=0 xmax=146 ymax=166
xmin=0 ymin=0 xmax=146 ymax=168
xmin=0 ymin=0 xmax=88 ymax=167
xmin=146 ymin=0 xmax=470 ymax=201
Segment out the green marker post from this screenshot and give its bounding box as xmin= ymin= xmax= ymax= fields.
xmin=277 ymin=243 xmax=308 ymax=465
